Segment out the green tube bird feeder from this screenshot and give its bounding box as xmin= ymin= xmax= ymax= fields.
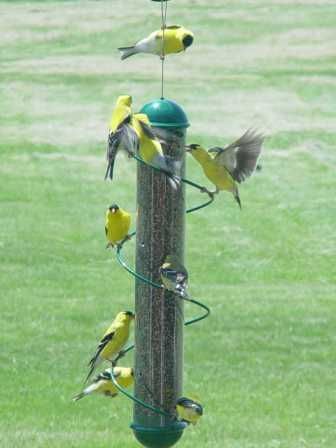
xmin=97 ymin=0 xmax=211 ymax=446
xmin=131 ymin=99 xmax=189 ymax=448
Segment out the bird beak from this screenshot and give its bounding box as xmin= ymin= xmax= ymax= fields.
xmin=185 ymin=145 xmax=192 ymax=152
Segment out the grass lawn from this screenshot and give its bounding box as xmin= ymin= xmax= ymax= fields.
xmin=1 ymin=1 xmax=336 ymax=447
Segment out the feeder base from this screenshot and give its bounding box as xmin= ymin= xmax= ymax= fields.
xmin=131 ymin=422 xmax=187 ymax=448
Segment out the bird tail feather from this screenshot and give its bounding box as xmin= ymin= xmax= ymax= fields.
xmin=167 ymin=174 xmax=181 ymax=190
xmin=84 ymin=362 xmax=95 ymax=384
xmin=105 ymin=130 xmax=122 ymax=181
xmin=118 ymin=46 xmax=138 ymax=60
xmin=104 ymin=159 xmax=115 ymax=181
xmin=235 ymin=192 xmax=242 ymax=210
xmin=72 ymin=392 xmax=86 ymax=402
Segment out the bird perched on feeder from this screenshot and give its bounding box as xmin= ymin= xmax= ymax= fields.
xmin=73 ymin=367 xmax=134 ymax=401
xmin=159 ymin=255 xmax=189 ymax=298
xmin=105 ymin=204 xmax=131 ymax=249
xmin=105 ymin=95 xmax=135 ymax=180
xmin=118 ymin=25 xmax=194 ymax=60
xmin=176 ymin=397 xmax=203 ymax=425
xmin=86 ymin=311 xmax=135 ymax=382
xmin=132 ymin=113 xmax=180 ymax=189
xmin=186 ymin=129 xmax=264 ymax=208
xmin=105 ymin=97 xmax=180 ymax=188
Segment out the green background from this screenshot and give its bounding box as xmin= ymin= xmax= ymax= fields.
xmin=0 ymin=1 xmax=335 ymax=447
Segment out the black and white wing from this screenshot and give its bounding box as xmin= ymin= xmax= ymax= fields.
xmin=211 ymin=129 xmax=264 ymax=183
xmin=104 ymin=116 xmax=139 ymax=180
xmin=85 ymin=331 xmax=115 ymax=382
xmin=209 ymin=145 xmax=236 ymax=173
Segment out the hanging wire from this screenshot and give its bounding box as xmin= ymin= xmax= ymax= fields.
xmin=160 ymin=0 xmax=168 ymax=99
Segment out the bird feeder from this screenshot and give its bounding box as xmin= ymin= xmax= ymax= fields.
xmin=131 ymin=98 xmax=190 ymax=448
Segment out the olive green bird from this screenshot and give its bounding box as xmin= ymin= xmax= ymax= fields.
xmin=186 ymin=129 xmax=264 ymax=208
xmin=73 ymin=367 xmax=134 ymax=401
xmin=176 ymin=397 xmax=203 ymax=425
xmin=85 ymin=311 xmax=135 ymax=382
xmin=159 ymin=255 xmax=189 ymax=298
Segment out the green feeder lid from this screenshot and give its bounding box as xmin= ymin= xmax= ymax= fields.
xmin=131 ymin=422 xmax=187 ymax=448
xmin=140 ymin=98 xmax=190 ymax=129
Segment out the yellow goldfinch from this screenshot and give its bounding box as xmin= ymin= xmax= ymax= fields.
xmin=186 ymin=129 xmax=264 ymax=208
xmin=109 ymin=95 xmax=132 ymax=132
xmin=105 ymin=204 xmax=131 ymax=248
xmin=118 ymin=25 xmax=194 ymax=60
xmin=159 ymin=255 xmax=189 ymax=298
xmin=176 ymin=397 xmax=203 ymax=425
xmin=73 ymin=367 xmax=134 ymax=401
xmin=132 ymin=113 xmax=180 ymax=189
xmin=86 ymin=311 xmax=135 ymax=382
xmin=105 ymin=95 xmax=135 ymax=180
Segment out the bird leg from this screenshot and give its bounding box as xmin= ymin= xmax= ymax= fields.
xmin=117 ymin=234 xmax=132 ymax=250
xmin=111 ymin=349 xmax=127 ymax=366
xmin=106 ymin=242 xmax=114 ymax=249
xmin=199 ymin=186 xmax=215 ymax=199
xmin=104 ymin=391 xmax=118 ymax=398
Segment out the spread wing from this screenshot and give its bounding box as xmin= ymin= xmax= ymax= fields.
xmin=209 ymin=145 xmax=236 ymax=173
xmin=212 ymin=129 xmax=264 ymax=183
